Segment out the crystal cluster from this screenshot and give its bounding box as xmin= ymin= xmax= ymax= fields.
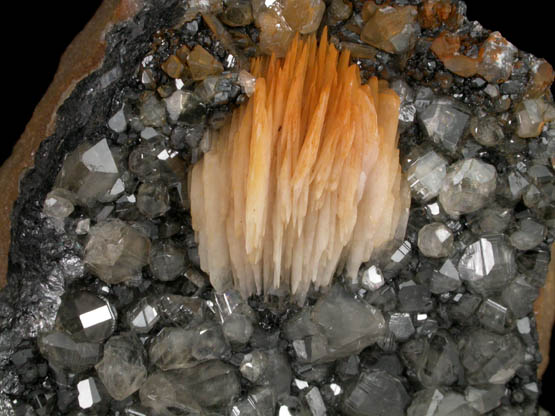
xmin=190 ymin=31 xmax=410 ymax=300
xmin=1 ymin=0 xmax=554 ymax=414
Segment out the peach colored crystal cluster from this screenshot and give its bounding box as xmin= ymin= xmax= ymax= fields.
xmin=189 ymin=30 xmax=410 ymax=300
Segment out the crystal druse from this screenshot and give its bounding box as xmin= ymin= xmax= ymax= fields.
xmin=1 ymin=0 xmax=554 ymax=415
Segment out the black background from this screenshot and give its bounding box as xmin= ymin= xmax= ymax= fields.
xmin=0 ymin=0 xmax=554 ymax=412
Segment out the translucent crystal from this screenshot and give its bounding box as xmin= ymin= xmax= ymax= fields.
xmin=240 ymin=350 xmax=267 ymax=383
xmin=469 ymin=115 xmax=504 ymax=147
xmin=439 ymin=158 xmax=497 ymax=217
xmin=477 ymin=298 xmax=510 ymax=334
xmin=238 ymin=69 xmax=256 ymax=97
xmin=311 ymin=285 xmax=386 ymax=361
xmin=149 ymin=322 xmax=229 ymax=370
xmin=430 ymin=259 xmax=461 ymax=294
xmin=108 ymin=107 xmax=127 ymax=133
xmin=465 ymin=385 xmax=505 ymax=414
xmin=127 ymin=297 xmax=160 ymax=333
xmin=164 ymin=90 xmax=206 ymax=124
xmin=95 ymin=333 xmax=148 ymax=401
xmin=84 ymin=219 xmax=151 ymax=284
xmin=56 ymin=291 xmax=116 ymax=343
xmin=158 ymin=294 xmax=206 ymax=327
xmin=253 ymin=0 xmax=295 ymax=57
xmin=220 ymin=0 xmax=254 ymax=27
xmin=361 ymin=4 xmax=419 ymax=54
xmin=76 ymin=378 xmax=102 ymax=409
xmin=230 ymin=387 xmax=276 ymax=416
xmin=509 ymin=218 xmax=546 ymax=251
xmin=305 ymin=386 xmax=326 ymax=416
xmin=187 ymin=45 xmax=224 ymax=81
xmin=241 ymin=349 xmax=292 ymax=397
xmin=136 ymin=182 xmax=170 ymax=218
xmin=515 ymin=98 xmax=555 ymax=138
xmin=140 ymin=93 xmax=166 ymax=127
xmin=477 ymin=32 xmax=517 ymax=84
xmin=388 ymin=313 xmax=415 ymax=341
xmin=38 ymin=331 xmax=101 ymax=372
xmin=418 ymin=222 xmax=453 ymax=258
xmin=223 ymin=313 xmax=254 ymax=344
xmin=360 ymin=265 xmax=385 ymax=291
xmin=139 ymin=360 xmax=240 ymax=413
xmin=500 ymin=276 xmax=538 ymax=318
xmin=43 ymin=188 xmax=75 ymax=218
xmin=419 ymin=98 xmax=470 ymax=152
xmin=282 ymin=0 xmax=325 ymax=34
xmin=405 ymin=148 xmax=447 ymax=202
xmin=408 ymin=389 xmax=479 ymax=416
xmin=476 ymin=205 xmax=512 ymax=234
xmin=460 ymin=329 xmax=524 ymax=385
xmin=55 ymin=139 xmax=120 ymax=207
xmin=458 ymin=235 xmax=516 ymax=296
xmin=398 ymin=283 xmax=433 ymax=313
xmin=341 ymin=370 xmax=410 ymax=416
xmin=448 ymin=293 xmax=481 ymax=325
xmin=149 ymin=239 xmax=186 ymax=281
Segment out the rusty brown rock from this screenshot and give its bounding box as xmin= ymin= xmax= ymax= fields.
xmin=0 ymin=0 xmax=143 ymax=289
xmin=418 ymin=0 xmax=463 ymax=30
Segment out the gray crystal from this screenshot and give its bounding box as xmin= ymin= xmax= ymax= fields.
xmin=448 ymin=293 xmax=481 ymax=324
xmin=223 ymin=313 xmax=254 ymax=345
xmin=360 ymin=265 xmax=385 ymax=291
xmin=127 ymin=297 xmax=160 ymax=333
xmin=38 ymin=331 xmax=101 ymax=372
xmin=149 ymin=322 xmax=229 ymax=370
xmin=408 ymin=389 xmax=479 ymax=416
xmin=401 ymin=331 xmax=463 ymax=387
xmin=75 ymin=218 xmax=91 ymax=235
xmin=140 ymin=93 xmax=166 ymax=127
xmin=430 ymin=259 xmax=461 ymax=294
xmin=460 ymin=329 xmax=524 ymax=385
xmin=418 ymin=222 xmax=453 ymax=258
xmin=458 ymin=235 xmax=516 ymax=296
xmin=56 ymin=291 xmax=116 ymax=343
xmin=509 ymin=218 xmax=546 ymax=251
xmin=43 ymin=188 xmax=75 ymax=218
xmin=230 ymin=387 xmax=276 ymax=416
xmin=149 ymin=239 xmax=186 ymax=281
xmin=341 ymin=370 xmax=410 ymax=416
xmin=310 ymin=285 xmax=386 ymax=361
xmin=469 ymin=116 xmax=504 ymax=147
xmin=388 ymin=313 xmax=415 ymax=342
xmin=108 ymin=107 xmax=127 ymax=133
xmin=95 ymin=332 xmax=148 ymax=401
xmin=158 ymin=294 xmax=206 ymax=327
xmin=405 ymin=148 xmax=448 ymax=202
xmin=477 ymin=205 xmax=512 ymax=234
xmin=240 ymin=349 xmax=292 ymax=397
xmin=419 ymin=98 xmax=470 ymax=152
xmin=140 ymin=360 xmax=240 ymax=413
xmin=501 ymin=276 xmax=538 ymax=318
xmin=398 ymin=283 xmax=433 ymax=313
xmin=136 ymin=182 xmax=170 ymax=218
xmin=55 ymin=139 xmax=120 ymax=206
xmin=305 ymin=387 xmax=326 ymax=416
xmin=439 ymin=158 xmax=497 ymax=217
xmin=465 ymin=385 xmax=506 ymax=414
xmin=164 ymin=90 xmax=205 ymax=124
xmin=477 ymin=298 xmax=511 ymax=334
xmin=84 ymin=219 xmax=151 ymax=284
xmin=77 ymin=377 xmax=102 ymax=409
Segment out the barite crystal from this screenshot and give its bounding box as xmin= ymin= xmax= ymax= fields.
xmin=84 ymin=219 xmax=151 ymax=284
xmin=56 ymin=291 xmax=116 ymax=343
xmin=476 ymin=31 xmax=517 ymax=84
xmin=43 ymin=188 xmax=75 ymax=218
xmin=439 ymin=158 xmax=497 ymax=217
xmin=189 ymin=31 xmax=409 ymax=299
xmin=95 ymin=332 xmax=148 ymax=401
xmin=458 ymin=235 xmax=516 ymax=296
xmin=282 ymin=0 xmax=325 ymax=34
xmin=417 ymin=222 xmax=453 ymax=258
xmin=187 ymin=45 xmax=224 ymax=81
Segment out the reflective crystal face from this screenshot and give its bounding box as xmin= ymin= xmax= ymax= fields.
xmin=56 ymin=291 xmax=116 ymax=343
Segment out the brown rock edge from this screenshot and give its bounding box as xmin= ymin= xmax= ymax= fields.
xmin=0 ymin=0 xmax=552 ymax=379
